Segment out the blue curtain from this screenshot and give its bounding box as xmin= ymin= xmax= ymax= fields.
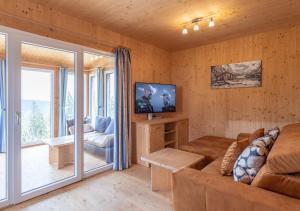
xmin=0 ymin=60 xmax=6 ymax=153
xmin=58 ymin=67 xmax=68 ymax=136
xmin=113 ymin=48 xmax=131 ymax=171
xmin=96 ymin=67 xmax=104 ymax=116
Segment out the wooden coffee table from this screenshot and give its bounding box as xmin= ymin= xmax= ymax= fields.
xmin=43 ymin=135 xmax=75 ymax=169
xmin=141 ymin=148 xmax=205 ymax=192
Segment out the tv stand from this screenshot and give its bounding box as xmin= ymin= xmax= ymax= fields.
xmin=132 ymin=116 xmax=189 ymax=167
xmin=147 ymin=113 xmax=153 ymax=120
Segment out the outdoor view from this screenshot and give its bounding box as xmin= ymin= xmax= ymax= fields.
xmin=106 ymin=72 xmax=115 ymax=118
xmin=21 ymin=69 xmax=52 ymax=146
xmin=66 ymin=74 xmax=75 ymax=121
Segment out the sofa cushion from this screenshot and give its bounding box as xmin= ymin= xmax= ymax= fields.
xmin=248 ymin=128 xmax=265 ymax=144
xmin=202 ymin=157 xmax=233 ymax=182
xmin=104 ymin=119 xmax=115 ymax=134
xmin=252 ymin=165 xmax=300 ymax=199
xmin=179 ymin=136 xmax=234 ymax=165
xmin=173 ymin=167 xmax=300 ymax=211
xmin=267 ymin=123 xmax=300 ymax=174
xmin=69 ymin=123 xmax=94 ymax=135
xmin=220 ymin=138 xmax=249 ymax=176
xmin=95 ymin=116 xmax=111 ymax=133
xmin=233 ymin=135 xmax=274 ymax=184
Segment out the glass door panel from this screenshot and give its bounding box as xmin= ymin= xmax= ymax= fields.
xmin=21 ymin=43 xmax=76 ymax=193
xmin=83 ymin=52 xmax=115 ymax=172
xmin=0 ymin=33 xmax=7 ymax=201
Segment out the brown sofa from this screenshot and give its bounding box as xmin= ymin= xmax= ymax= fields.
xmin=173 ymin=124 xmax=300 ymax=211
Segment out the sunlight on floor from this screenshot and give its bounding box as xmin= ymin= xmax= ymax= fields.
xmin=0 ymin=144 xmax=108 ymax=195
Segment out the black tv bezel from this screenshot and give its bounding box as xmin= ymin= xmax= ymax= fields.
xmin=134 ymin=82 xmax=176 ymax=114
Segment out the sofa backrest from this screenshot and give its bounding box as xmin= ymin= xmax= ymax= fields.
xmin=267 ymin=123 xmax=300 ymax=174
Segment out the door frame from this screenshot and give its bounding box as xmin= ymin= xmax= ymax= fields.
xmin=0 ymin=25 xmax=114 ymax=208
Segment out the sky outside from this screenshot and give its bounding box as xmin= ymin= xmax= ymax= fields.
xmin=21 ymin=69 xmax=52 ymax=102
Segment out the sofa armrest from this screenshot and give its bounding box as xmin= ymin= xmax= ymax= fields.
xmin=237 ymin=133 xmax=251 ymax=141
xmin=172 ymin=168 xmax=300 ymax=211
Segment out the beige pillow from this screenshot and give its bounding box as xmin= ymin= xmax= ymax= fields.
xmin=220 ymin=138 xmax=249 ymax=176
xmin=252 ymin=165 xmax=300 ymax=199
xmin=248 ymin=128 xmax=264 ymax=144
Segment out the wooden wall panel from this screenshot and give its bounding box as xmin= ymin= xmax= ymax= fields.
xmin=172 ymin=26 xmax=300 ymax=140
xmin=0 ymin=0 xmax=171 ymax=121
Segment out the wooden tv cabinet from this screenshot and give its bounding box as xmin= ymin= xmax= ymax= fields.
xmin=132 ymin=116 xmax=189 ymax=167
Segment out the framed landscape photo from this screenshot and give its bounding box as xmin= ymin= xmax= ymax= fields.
xmin=211 ymin=60 xmax=262 ymax=89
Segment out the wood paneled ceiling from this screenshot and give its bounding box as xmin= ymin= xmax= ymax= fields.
xmin=28 ymin=0 xmax=300 ymax=51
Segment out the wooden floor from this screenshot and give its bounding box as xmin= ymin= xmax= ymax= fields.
xmin=0 ymin=145 xmax=107 ymax=199
xmin=4 ymin=165 xmax=172 ymax=211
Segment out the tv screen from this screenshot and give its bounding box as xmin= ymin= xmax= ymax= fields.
xmin=135 ymin=82 xmax=176 ymax=113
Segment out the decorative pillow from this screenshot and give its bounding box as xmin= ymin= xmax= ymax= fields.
xmin=265 ymin=127 xmax=280 ymax=141
xmin=95 ymin=116 xmax=111 ymax=133
xmin=220 ymin=138 xmax=249 ymax=176
xmin=248 ymin=128 xmax=265 ymax=144
xmin=84 ymin=116 xmax=92 ymax=124
xmin=104 ymin=119 xmax=115 ymax=135
xmin=84 ymin=124 xmax=94 ymax=133
xmin=68 ymin=123 xmax=94 ymax=135
xmin=233 ymin=135 xmax=273 ymax=184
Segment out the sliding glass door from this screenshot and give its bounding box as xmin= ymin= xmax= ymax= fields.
xmin=83 ymin=52 xmax=115 ymax=173
xmin=0 ymin=25 xmax=115 ymax=208
xmin=19 ymin=42 xmax=77 ymax=196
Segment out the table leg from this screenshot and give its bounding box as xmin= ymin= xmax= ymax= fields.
xmin=151 ymin=165 xmax=172 ymax=192
xmin=48 ymin=144 xmax=74 ymax=169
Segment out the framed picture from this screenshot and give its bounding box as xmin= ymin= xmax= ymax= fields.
xmin=211 ymin=60 xmax=262 ymax=89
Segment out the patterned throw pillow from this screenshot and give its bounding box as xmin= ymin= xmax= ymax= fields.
xmin=233 ymin=135 xmax=274 ymax=184
xmin=248 ymin=128 xmax=265 ymax=144
xmin=265 ymin=127 xmax=280 ymax=142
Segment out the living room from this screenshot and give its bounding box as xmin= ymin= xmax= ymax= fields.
xmin=0 ymin=0 xmax=299 ymax=210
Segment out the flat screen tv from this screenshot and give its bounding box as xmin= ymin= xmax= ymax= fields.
xmin=135 ymin=82 xmax=176 ymax=113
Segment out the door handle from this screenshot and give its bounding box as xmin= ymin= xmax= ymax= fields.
xmin=15 ymin=111 xmax=21 ymax=125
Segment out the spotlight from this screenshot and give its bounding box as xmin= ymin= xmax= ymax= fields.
xmin=193 ymin=23 xmax=200 ymax=31
xmin=182 ymin=27 xmax=188 ymax=35
xmin=208 ymin=18 xmax=215 ymax=27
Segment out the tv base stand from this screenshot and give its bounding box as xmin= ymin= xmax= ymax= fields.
xmin=147 ymin=113 xmax=153 ymax=120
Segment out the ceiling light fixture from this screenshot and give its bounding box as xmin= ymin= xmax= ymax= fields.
xmin=208 ymin=17 xmax=215 ymax=27
xmin=181 ymin=16 xmax=215 ymax=35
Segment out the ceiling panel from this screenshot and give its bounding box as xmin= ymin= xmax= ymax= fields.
xmin=17 ymin=0 xmax=300 ymax=50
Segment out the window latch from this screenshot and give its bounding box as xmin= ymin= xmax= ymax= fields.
xmin=15 ymin=111 xmax=21 ymax=125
